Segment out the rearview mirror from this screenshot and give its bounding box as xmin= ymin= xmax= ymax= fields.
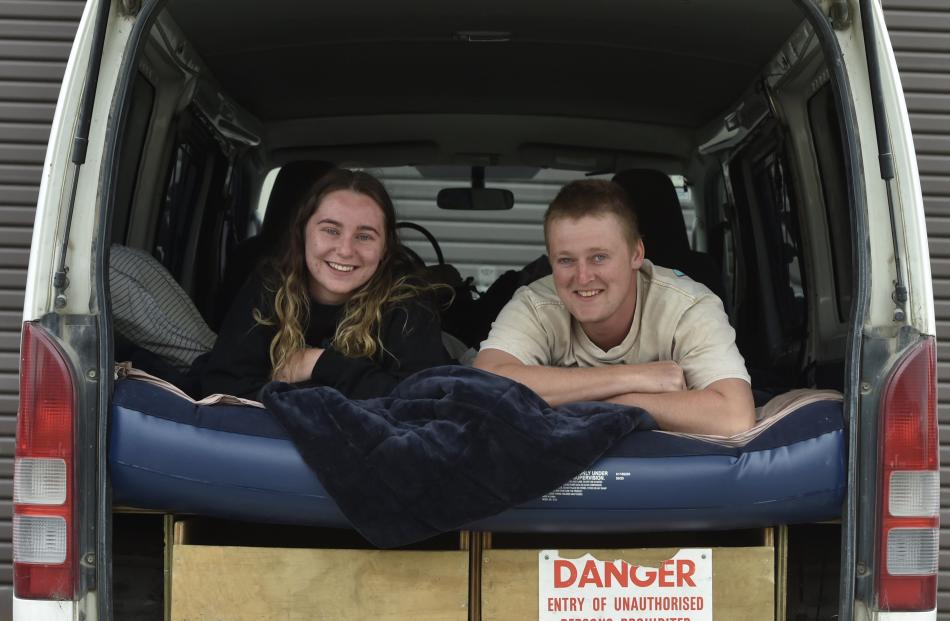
xmin=437 ymin=188 xmax=514 ymax=210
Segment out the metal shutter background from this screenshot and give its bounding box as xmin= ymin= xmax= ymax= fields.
xmin=883 ymin=0 xmax=950 ymax=617
xmin=0 ymin=0 xmax=83 ymax=616
xmin=383 ymin=167 xmax=694 ymax=290
xmin=384 ymin=167 xmax=564 ymax=289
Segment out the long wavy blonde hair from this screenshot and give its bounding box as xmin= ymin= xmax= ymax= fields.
xmin=255 ymin=168 xmax=441 ymax=378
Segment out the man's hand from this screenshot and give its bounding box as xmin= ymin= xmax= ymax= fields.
xmin=629 ymin=360 xmax=686 ymax=393
xmin=474 ymin=348 xmax=640 ymax=405
xmin=273 ymin=347 xmax=324 ymax=384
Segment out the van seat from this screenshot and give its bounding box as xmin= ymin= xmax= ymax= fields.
xmin=612 ymin=169 xmax=723 ymax=298
xmin=215 ymin=160 xmax=333 ymax=327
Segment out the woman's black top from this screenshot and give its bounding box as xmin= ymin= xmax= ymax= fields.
xmin=200 ymin=275 xmax=452 ymax=400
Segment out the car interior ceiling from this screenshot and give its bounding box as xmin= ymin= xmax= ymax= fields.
xmin=110 ymin=1 xmax=852 ymax=399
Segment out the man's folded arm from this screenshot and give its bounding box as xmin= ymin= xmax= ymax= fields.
xmin=607 ymin=378 xmax=755 ymax=436
xmin=474 ymin=348 xmax=755 ymax=435
xmin=473 ymin=348 xmax=686 ymax=406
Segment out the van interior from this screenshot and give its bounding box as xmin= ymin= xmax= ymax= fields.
xmin=108 ymin=1 xmax=851 ymax=618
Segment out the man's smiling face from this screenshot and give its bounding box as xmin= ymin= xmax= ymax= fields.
xmin=547 ymin=212 xmax=644 ymax=348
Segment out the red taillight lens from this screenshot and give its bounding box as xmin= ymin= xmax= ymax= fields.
xmin=876 ymin=337 xmax=938 ymax=612
xmin=13 ymin=322 xmax=76 ymax=600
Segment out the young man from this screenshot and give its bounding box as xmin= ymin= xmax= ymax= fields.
xmin=473 ymin=179 xmax=755 ymax=435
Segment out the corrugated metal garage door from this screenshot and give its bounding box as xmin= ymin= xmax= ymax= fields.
xmin=384 ymin=167 xmax=568 ymax=288
xmin=381 ymin=167 xmax=694 ymax=290
xmin=0 ymin=0 xmax=83 ymax=616
xmin=883 ymin=1 xmax=950 ymax=617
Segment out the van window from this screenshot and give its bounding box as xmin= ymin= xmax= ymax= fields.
xmin=751 ymin=150 xmax=807 ymax=336
xmin=730 ymin=131 xmax=807 ymax=382
xmin=111 ymin=72 xmax=156 ymax=244
xmin=808 ymin=82 xmax=853 ymax=322
xmin=153 ymin=109 xmax=228 ymax=293
xmin=155 ymin=140 xmax=204 ymax=276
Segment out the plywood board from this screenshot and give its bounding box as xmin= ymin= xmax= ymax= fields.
xmin=171 ymin=545 xmax=469 ymax=621
xmin=482 ymin=547 xmax=774 ymax=621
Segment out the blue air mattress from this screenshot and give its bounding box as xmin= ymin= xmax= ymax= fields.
xmin=109 ymin=378 xmax=846 ymax=532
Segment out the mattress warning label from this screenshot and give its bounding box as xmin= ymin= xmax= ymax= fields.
xmin=538 ymin=549 xmax=713 ymax=621
xmin=542 ymin=470 xmax=609 ymax=502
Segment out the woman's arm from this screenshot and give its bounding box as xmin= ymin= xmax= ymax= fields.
xmin=310 ymin=300 xmax=452 ymax=399
xmin=199 ymin=277 xmax=276 ymax=400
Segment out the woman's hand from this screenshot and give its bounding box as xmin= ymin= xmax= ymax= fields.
xmin=274 ymin=347 xmax=325 ymax=383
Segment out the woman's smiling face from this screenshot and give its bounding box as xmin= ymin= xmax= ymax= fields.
xmin=303 ymin=189 xmax=387 ymax=305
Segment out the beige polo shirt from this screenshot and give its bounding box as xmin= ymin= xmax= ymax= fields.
xmin=479 ymin=260 xmax=750 ymax=389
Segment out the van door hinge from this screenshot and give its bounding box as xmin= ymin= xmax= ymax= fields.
xmin=120 ymin=0 xmax=141 ymax=17
xmin=828 ymin=0 xmax=851 ymax=30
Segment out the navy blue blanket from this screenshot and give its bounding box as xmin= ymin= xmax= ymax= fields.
xmin=262 ymin=365 xmax=655 ymax=547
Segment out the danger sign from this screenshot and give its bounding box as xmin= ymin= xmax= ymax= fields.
xmin=538 ymin=549 xmax=712 ymax=621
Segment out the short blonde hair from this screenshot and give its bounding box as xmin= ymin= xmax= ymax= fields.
xmin=543 ymin=179 xmax=640 ymax=250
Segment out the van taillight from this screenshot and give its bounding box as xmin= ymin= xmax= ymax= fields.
xmin=876 ymin=337 xmax=938 ymax=611
xmin=13 ymin=322 xmax=76 ymax=600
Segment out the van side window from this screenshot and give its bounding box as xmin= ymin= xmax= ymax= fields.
xmin=153 ymin=110 xmax=227 ymax=292
xmin=155 ymin=140 xmax=202 ymax=277
xmin=730 ymin=131 xmax=807 ymax=382
xmin=751 ymin=150 xmax=806 ymax=339
xmin=111 ymin=72 xmax=155 ymax=244
xmin=708 ymin=174 xmax=738 ymax=316
xmin=808 ymin=82 xmax=853 ymax=322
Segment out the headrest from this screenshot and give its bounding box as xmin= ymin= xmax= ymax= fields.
xmin=259 ymin=160 xmax=334 ymax=244
xmin=611 ymin=169 xmax=691 ymax=261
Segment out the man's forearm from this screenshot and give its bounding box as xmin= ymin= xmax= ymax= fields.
xmin=475 ymin=349 xmax=688 ymax=406
xmin=485 ymin=362 xmax=637 ymax=406
xmin=607 ymin=379 xmax=755 ymax=435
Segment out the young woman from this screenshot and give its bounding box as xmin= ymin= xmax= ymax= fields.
xmin=200 ymin=168 xmax=453 ymax=400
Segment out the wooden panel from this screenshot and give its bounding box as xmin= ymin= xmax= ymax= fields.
xmin=481 ymin=547 xmax=773 ymax=621
xmin=171 ymin=545 xmax=469 ymax=621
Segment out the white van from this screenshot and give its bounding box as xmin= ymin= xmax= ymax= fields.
xmin=13 ymin=0 xmax=937 ymax=619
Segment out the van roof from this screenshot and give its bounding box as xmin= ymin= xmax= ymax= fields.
xmin=164 ymin=0 xmax=802 ymax=165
